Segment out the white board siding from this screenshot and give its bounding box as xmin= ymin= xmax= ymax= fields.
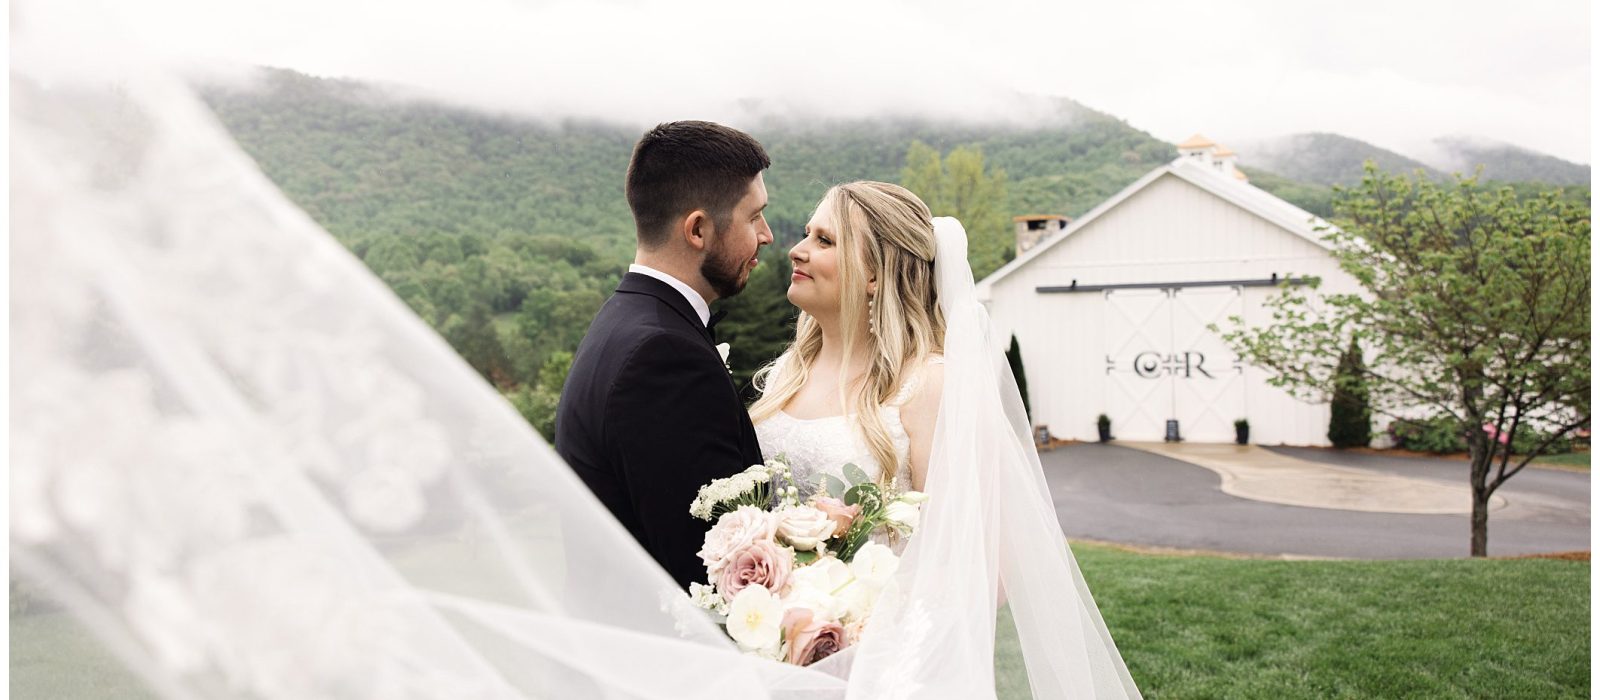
xmin=986 ymin=170 xmax=1357 ymax=445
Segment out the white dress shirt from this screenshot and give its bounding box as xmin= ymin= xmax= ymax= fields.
xmin=627 ymin=264 xmax=711 ymax=327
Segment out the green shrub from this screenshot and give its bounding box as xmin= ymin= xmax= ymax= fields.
xmin=1389 ymin=416 xmax=1577 ymax=457
xmin=1510 ymin=425 xmax=1575 ymax=456
xmin=1388 ymin=416 xmax=1467 ymax=453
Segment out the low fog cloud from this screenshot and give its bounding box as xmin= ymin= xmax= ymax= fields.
xmin=77 ymin=0 xmax=1592 ymax=163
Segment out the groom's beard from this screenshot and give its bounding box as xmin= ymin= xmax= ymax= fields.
xmin=701 ymin=240 xmax=749 ymax=299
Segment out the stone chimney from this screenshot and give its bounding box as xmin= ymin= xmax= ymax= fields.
xmin=1013 ymin=215 xmax=1069 ymax=256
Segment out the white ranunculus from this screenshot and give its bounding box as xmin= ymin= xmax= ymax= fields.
xmin=774 ymin=505 xmax=837 ymax=551
xmin=848 ymin=543 xmax=900 ymax=588
xmin=725 ymin=584 xmax=783 ymax=653
xmin=884 ymin=500 xmax=921 ymax=532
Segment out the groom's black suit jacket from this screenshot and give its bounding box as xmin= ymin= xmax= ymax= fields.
xmin=555 ymin=272 xmax=762 ymax=589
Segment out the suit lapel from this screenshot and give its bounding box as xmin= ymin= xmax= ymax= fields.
xmin=615 ymin=273 xmax=715 ymax=346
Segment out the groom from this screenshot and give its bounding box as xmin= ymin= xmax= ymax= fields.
xmin=556 ymin=121 xmax=772 ymax=589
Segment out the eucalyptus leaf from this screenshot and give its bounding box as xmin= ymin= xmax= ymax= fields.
xmin=844 ymin=484 xmax=865 ymax=507
xmin=820 ymin=474 xmax=847 ymax=499
xmin=842 ymin=463 xmax=870 ymax=486
xmin=794 ymin=550 xmax=819 ymax=565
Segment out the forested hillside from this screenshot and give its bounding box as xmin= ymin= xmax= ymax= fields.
xmin=203 ymin=69 xmax=1191 ymax=253
xmin=198 ymin=68 xmax=1206 ymax=434
xmin=197 ymin=68 xmax=1585 ymax=437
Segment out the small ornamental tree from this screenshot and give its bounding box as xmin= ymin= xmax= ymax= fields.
xmin=1006 ymin=335 xmax=1032 ymax=419
xmin=1221 ymin=165 xmax=1590 ymax=557
xmin=1327 ymin=338 xmax=1372 ymax=448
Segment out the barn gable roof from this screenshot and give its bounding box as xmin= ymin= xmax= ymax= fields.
xmin=976 ymin=158 xmax=1334 ymax=296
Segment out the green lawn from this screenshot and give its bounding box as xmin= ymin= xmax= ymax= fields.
xmin=11 ymin=608 xmax=158 ymax=699
xmin=13 ymin=547 xmax=1589 ymax=699
xmin=1534 ymin=452 xmax=1591 ymax=469
xmin=996 ymin=544 xmax=1590 ymax=699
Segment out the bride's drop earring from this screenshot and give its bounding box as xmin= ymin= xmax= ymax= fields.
xmin=868 ymin=295 xmax=878 ymax=336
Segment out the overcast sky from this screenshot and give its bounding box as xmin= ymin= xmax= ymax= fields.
xmin=77 ymin=0 xmax=1594 ymax=164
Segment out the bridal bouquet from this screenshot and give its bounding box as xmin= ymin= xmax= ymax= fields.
xmin=687 ymin=455 xmax=926 ymax=666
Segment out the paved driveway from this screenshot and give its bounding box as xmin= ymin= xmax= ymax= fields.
xmin=1042 ymin=442 xmax=1590 ymax=559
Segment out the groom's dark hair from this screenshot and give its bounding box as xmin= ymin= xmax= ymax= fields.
xmin=626 ymin=121 xmax=770 ymax=249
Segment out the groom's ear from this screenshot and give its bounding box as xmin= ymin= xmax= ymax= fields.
xmin=681 ymin=209 xmax=713 ymax=252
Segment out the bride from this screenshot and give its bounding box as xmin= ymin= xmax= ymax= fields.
xmin=752 ymin=182 xmax=946 ymax=506
xmin=749 ymin=182 xmax=1142 ymax=698
xmin=11 ymin=6 xmax=1139 ymax=699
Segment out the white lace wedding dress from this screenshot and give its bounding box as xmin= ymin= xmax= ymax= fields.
xmin=754 ymin=357 xmax=944 ymax=504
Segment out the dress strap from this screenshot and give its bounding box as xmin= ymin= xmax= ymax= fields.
xmin=889 ymin=354 xmax=945 ymax=407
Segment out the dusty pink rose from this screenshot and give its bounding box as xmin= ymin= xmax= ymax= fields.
xmin=782 ymin=607 xmax=849 ymax=666
xmin=717 ymin=539 xmax=794 ymax=603
xmin=698 ymin=506 xmax=778 ymax=575
xmin=810 ymin=496 xmax=861 ymax=536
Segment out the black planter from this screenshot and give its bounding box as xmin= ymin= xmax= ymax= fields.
xmin=1235 ymin=425 xmax=1250 ymax=445
xmin=1097 ymin=424 xmax=1112 ymax=443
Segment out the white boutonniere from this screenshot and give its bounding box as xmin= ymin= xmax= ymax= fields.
xmin=716 ymin=342 xmax=732 ymax=374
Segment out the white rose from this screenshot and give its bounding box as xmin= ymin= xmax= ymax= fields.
xmin=725 ymin=584 xmax=783 ymax=654
xmin=774 ymin=505 xmax=837 ymax=551
xmin=782 ymin=589 xmax=839 ymax=625
xmin=785 ymin=557 xmax=853 ymax=620
xmin=897 ymin=490 xmax=929 ymax=504
xmin=884 ymin=500 xmax=921 ymax=533
xmin=698 ymin=506 xmax=778 ymax=574
xmin=848 ymin=543 xmax=900 ymax=588
xmin=791 ymin=556 xmax=852 ymax=593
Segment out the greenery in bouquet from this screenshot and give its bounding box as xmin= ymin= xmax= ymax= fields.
xmin=686 ymin=454 xmax=927 ymax=666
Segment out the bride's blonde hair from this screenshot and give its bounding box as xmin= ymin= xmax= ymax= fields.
xmin=749 ymin=181 xmax=945 ymax=487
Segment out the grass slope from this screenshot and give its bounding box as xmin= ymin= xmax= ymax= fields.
xmin=13 ymin=545 xmax=1587 ymax=698
xmin=996 ymin=544 xmax=1590 ymax=698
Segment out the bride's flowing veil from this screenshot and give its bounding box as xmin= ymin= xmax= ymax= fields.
xmin=860 ymin=218 xmax=1141 ymax=698
xmin=12 ymin=6 xmax=1136 ymax=698
xmin=11 ymin=8 xmax=837 ymax=699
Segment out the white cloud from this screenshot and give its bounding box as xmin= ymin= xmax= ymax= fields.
xmin=46 ymin=0 xmax=1592 ymax=163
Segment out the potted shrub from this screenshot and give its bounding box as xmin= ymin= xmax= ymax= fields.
xmin=1234 ymin=419 xmax=1250 ymax=445
xmin=1096 ymin=414 xmax=1112 ymax=443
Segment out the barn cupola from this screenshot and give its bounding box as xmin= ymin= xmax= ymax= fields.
xmin=1177 ymin=134 xmax=1217 ymax=164
xmin=1211 ymin=143 xmax=1247 ymax=182
xmin=1176 ymin=134 xmax=1248 ymax=182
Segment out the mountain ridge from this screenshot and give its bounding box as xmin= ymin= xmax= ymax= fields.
xmin=1236 ymin=131 xmax=1588 ymax=187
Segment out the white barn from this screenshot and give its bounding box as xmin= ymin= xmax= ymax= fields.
xmin=977 ymin=136 xmax=1361 ymax=446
